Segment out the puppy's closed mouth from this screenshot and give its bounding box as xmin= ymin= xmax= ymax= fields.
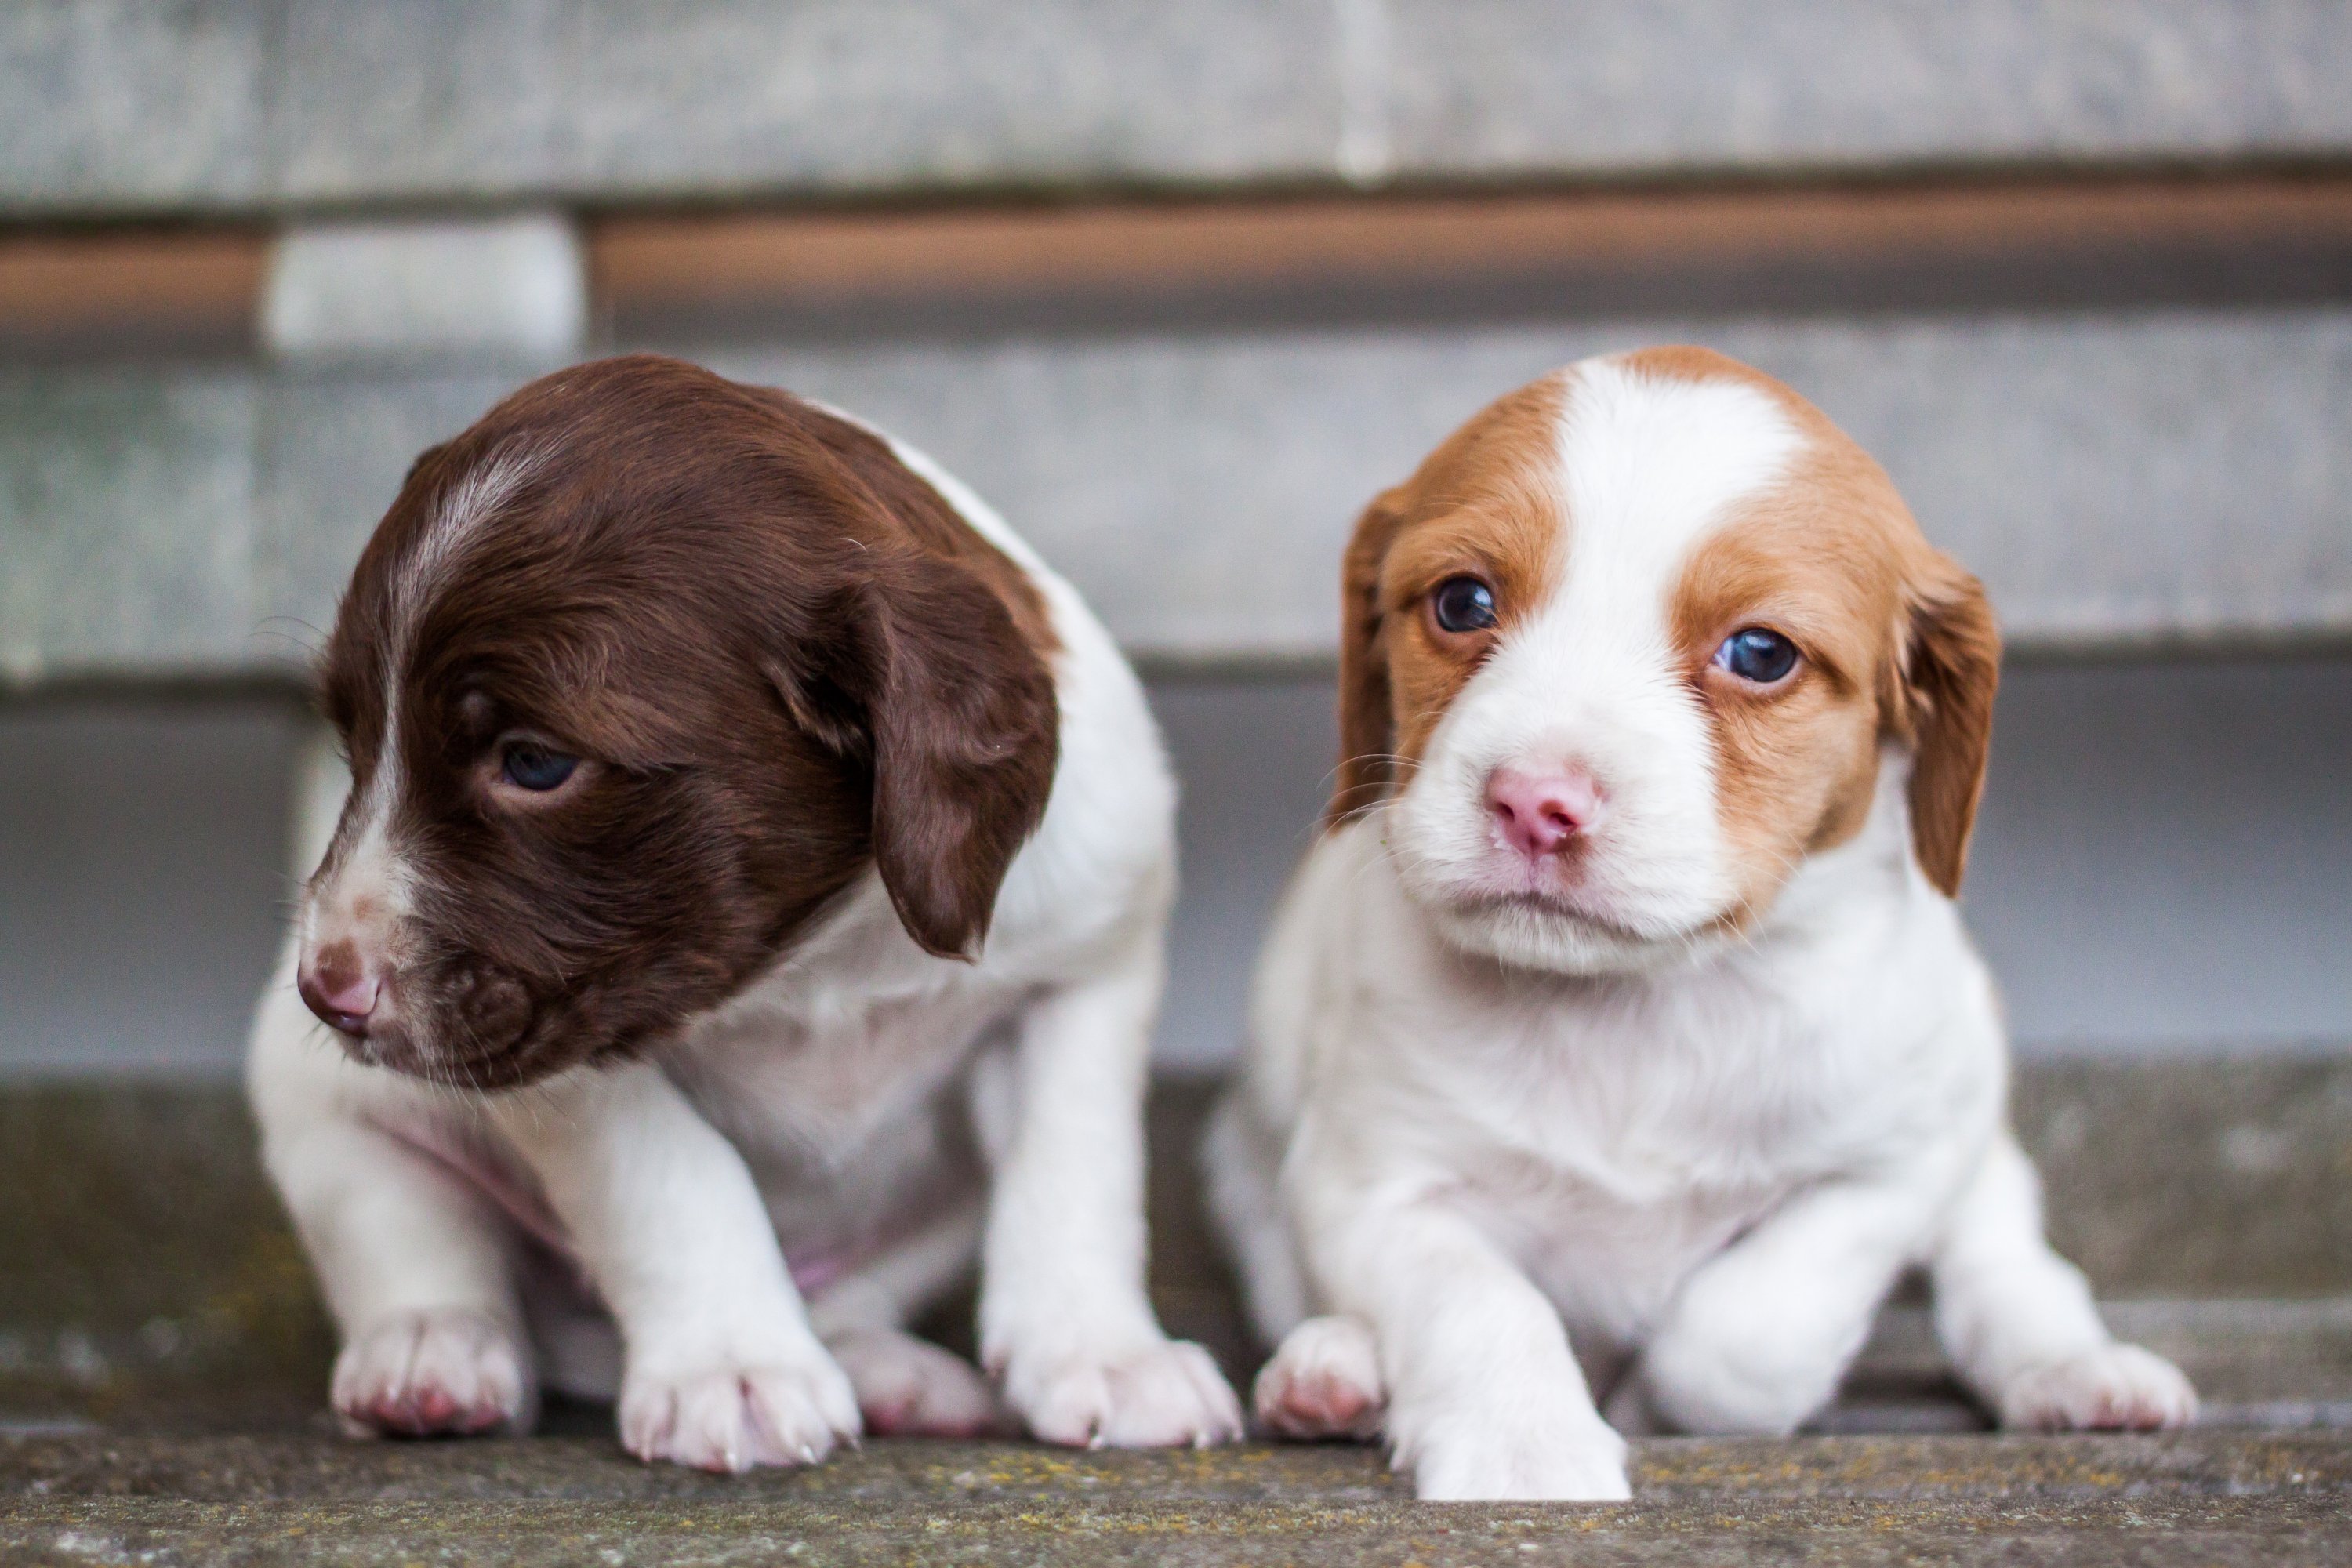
xmin=1452 ymin=888 xmax=1671 ymax=946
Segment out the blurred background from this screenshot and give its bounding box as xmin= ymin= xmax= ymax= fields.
xmin=2 ymin=0 xmax=2349 ymax=1083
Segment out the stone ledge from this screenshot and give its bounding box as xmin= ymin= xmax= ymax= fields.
xmin=3 ymin=1063 xmax=2348 ymax=1561
xmin=9 ymin=1428 xmax=2347 ymax=1503
xmin=4 ymin=1435 xmax=2349 ymax=1566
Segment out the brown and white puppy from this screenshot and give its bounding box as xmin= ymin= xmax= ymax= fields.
xmin=249 ymin=354 xmax=1240 ymax=1470
xmin=1205 ymin=347 xmax=2194 ymax=1501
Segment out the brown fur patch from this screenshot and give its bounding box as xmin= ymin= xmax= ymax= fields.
xmin=312 ymin=354 xmax=1060 ymax=1088
xmin=1330 ymin=374 xmax=1568 ymax=825
xmin=1643 ymin=346 xmax=2001 ymax=912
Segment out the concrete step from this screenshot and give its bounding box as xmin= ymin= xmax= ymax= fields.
xmin=3 ymin=1060 xmax=2346 ymax=1560
xmin=6 ymin=2 xmax=2351 ymax=218
xmin=5 ymin=1431 xmax=2350 ymax=1566
xmin=6 ymin=307 xmax=2351 ymax=685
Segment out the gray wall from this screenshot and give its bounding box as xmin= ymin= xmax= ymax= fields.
xmin=2 ymin=658 xmax=2347 ymax=1079
xmin=0 ymin=697 xmax=301 ymax=1076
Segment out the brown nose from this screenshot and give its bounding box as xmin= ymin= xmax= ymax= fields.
xmin=299 ymin=940 xmax=381 ymax=1036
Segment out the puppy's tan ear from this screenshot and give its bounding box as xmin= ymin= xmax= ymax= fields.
xmin=1328 ymin=488 xmax=1410 ymax=829
xmin=1896 ymin=555 xmax=2001 ymax=896
xmin=844 ymin=552 xmax=1059 ymax=960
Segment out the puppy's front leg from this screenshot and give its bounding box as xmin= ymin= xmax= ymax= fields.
xmin=1633 ymin=1173 xmax=1940 ymax=1436
xmin=974 ymin=936 xmax=1243 ymax=1447
xmin=487 ymin=1062 xmax=858 ymax=1471
xmin=1299 ymin=1181 xmax=1628 ymax=1501
xmin=1930 ymin=1131 xmax=2195 ymax=1430
xmin=252 ymin=945 xmax=536 ymax=1439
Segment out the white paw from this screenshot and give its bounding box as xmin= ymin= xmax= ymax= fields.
xmin=619 ymin=1344 xmax=861 ymax=1472
xmin=332 ymin=1309 xmax=533 ymax=1439
xmin=1254 ymin=1315 xmax=1385 ymax=1440
xmin=827 ymin=1327 xmax=1007 ymax=1438
xmin=1997 ymin=1343 xmax=2198 ymax=1432
xmin=1395 ymin=1408 xmax=1631 ymax=1502
xmin=1000 ymin=1334 xmax=1244 ymax=1449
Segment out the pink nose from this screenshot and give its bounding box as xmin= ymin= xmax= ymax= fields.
xmin=298 ymin=941 xmax=381 ymax=1035
xmin=1486 ymin=766 xmax=1602 ymax=859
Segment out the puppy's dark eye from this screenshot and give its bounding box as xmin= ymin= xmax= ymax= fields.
xmin=1713 ymin=627 xmax=1800 ymax=684
xmin=1432 ymin=576 xmax=1499 ymax=634
xmin=500 ymin=743 xmax=579 ymax=792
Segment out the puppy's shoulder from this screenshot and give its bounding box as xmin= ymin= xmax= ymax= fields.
xmin=1240 ymin=818 xmax=1431 ymax=1105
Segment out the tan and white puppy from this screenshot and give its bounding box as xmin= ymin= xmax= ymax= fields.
xmin=1205 ymin=347 xmax=2194 ymax=1501
xmin=249 ymin=355 xmax=1240 ymax=1471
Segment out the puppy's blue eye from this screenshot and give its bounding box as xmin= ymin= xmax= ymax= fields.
xmin=501 ymin=743 xmax=578 ymax=792
xmin=1432 ymin=576 xmax=1498 ymax=633
xmin=1714 ymin=628 xmax=1800 ymax=684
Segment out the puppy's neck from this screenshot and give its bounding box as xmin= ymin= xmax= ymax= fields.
xmin=1738 ymin=750 xmax=1932 ymax=953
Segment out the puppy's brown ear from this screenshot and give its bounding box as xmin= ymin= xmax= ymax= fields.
xmin=1895 ymin=555 xmax=2001 ymax=896
xmin=1328 ymin=489 xmax=1410 ymax=829
xmin=849 ymin=552 xmax=1059 ymax=959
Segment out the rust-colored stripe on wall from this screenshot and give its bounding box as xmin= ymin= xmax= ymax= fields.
xmin=4 ymin=178 xmax=2351 ymax=354
xmin=0 ymin=228 xmax=268 ymax=356
xmin=591 ymin=177 xmax=2352 ymax=332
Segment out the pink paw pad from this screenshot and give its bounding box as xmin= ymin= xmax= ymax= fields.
xmin=1254 ymin=1316 xmax=1385 ymax=1441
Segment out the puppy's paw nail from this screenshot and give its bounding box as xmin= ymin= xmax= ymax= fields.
xmin=1999 ymin=1345 xmax=2198 ymax=1432
xmin=619 ymin=1345 xmax=861 ymax=1472
xmin=332 ymin=1309 xmax=532 ymax=1439
xmin=1002 ymin=1335 xmax=1244 ymax=1450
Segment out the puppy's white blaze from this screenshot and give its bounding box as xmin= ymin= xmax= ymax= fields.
xmin=1552 ymin=358 xmax=1805 ymax=614
xmin=308 ymin=445 xmax=539 ymax=968
xmin=304 ymin=744 xmax=417 ymax=971
xmin=393 ymin=445 xmax=543 ymax=652
xmin=1388 ymin=357 xmax=1807 ymax=971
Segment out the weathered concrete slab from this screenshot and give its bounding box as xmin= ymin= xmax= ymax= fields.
xmin=0 ymin=368 xmax=257 ymax=684
xmin=8 ymin=2 xmax=2352 ymax=217
xmin=15 ymin=1428 xmax=2352 ymax=1504
xmin=0 ymin=1 xmax=265 ymax=215
xmin=2020 ymin=1057 xmax=2352 ymax=1299
xmin=4 ymin=1434 xmax=2350 ymax=1566
xmin=6 ymin=307 xmax=2352 ymax=684
xmin=3 ymin=1067 xmax=2349 ymax=1562
xmin=1379 ymin=1 xmax=2352 ymax=181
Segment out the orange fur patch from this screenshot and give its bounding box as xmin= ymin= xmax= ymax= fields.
xmin=1331 ymin=375 xmax=1569 ymax=823
xmin=1638 ymin=347 xmax=2001 ymax=909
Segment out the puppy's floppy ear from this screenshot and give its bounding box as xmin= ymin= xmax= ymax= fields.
xmin=1893 ymin=553 xmax=2001 ymax=897
xmin=831 ymin=550 xmax=1060 ymax=960
xmin=1328 ymin=488 xmax=1412 ymax=829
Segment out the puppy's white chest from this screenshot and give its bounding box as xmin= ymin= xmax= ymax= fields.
xmin=1463 ymin=1133 xmax=1786 ymax=1346
xmin=671 ymin=975 xmax=1015 ymax=1167
xmin=1414 ymin=989 xmax=1857 ymax=1341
